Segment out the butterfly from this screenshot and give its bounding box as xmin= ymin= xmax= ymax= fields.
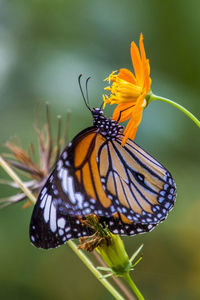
xmin=30 ymin=79 xmax=176 ymax=249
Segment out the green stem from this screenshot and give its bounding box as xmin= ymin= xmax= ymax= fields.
xmin=67 ymin=241 xmax=125 ymax=300
xmin=0 ymin=155 xmax=36 ymax=204
xmin=0 ymin=155 xmax=125 ymax=300
xmin=148 ymin=93 xmax=200 ymax=128
xmin=124 ymin=273 xmax=145 ymax=300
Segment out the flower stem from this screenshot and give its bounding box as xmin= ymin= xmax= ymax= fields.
xmin=123 ymin=273 xmax=145 ymax=300
xmin=149 ymin=93 xmax=200 ymax=128
xmin=67 ymin=241 xmax=125 ymax=300
xmin=93 ymin=251 xmax=136 ymax=300
xmin=0 ymin=155 xmax=36 ymax=204
xmin=0 ymin=155 xmax=125 ymax=300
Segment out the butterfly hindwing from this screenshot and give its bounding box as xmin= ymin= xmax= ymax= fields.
xmin=97 ymin=137 xmax=176 ymax=230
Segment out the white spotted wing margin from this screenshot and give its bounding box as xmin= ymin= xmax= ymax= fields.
xmin=29 ymin=129 xmax=97 ymax=249
xmin=30 ymin=198 xmax=89 ymax=249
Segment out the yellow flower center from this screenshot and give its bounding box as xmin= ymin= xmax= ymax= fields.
xmin=105 ymin=77 xmax=143 ymax=105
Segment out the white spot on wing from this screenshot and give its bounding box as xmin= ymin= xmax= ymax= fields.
xmin=62 ymin=151 xmax=67 ymax=159
xmin=57 ymin=159 xmax=63 ymax=171
xmin=40 ymin=187 xmax=47 ymax=199
xmin=110 ymin=205 xmax=115 ymax=213
xmin=58 ymin=168 xmax=64 ymax=179
xmin=62 ymin=169 xmax=68 ymax=193
xmin=76 ymin=193 xmax=84 ymax=209
xmin=58 ymin=218 xmax=66 ymax=228
xmin=50 ymin=203 xmax=57 ymax=232
xmin=83 ymin=208 xmax=91 ymax=214
xmin=40 ymin=194 xmax=48 ymax=209
xmin=68 ymin=177 xmax=76 ymax=204
xmin=31 ymin=235 xmax=35 ymax=242
xmin=58 ymin=229 xmax=64 ymax=236
xmin=44 ymin=195 xmax=52 ymax=223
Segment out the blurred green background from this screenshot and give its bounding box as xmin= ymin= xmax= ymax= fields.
xmin=0 ymin=1 xmax=200 ymax=299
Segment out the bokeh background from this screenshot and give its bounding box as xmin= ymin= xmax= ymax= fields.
xmin=0 ymin=1 xmax=200 ymax=299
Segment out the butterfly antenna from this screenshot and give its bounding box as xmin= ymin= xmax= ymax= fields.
xmin=85 ymin=76 xmax=91 ymax=108
xmin=100 ymin=101 xmax=104 ymax=110
xmin=78 ymin=74 xmax=92 ymax=112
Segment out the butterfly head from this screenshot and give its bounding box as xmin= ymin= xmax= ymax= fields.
xmin=92 ymin=108 xmax=124 ymax=140
xmin=78 ymin=76 xmax=123 ymax=140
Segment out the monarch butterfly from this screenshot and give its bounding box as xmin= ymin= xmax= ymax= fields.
xmin=30 ymin=78 xmax=176 ymax=249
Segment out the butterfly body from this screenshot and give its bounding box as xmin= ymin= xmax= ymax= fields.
xmin=30 ymin=108 xmax=176 ymax=249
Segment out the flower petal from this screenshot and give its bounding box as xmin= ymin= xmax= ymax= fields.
xmin=139 ymin=33 xmax=146 ymax=63
xmin=122 ymin=104 xmax=144 ymax=146
xmin=118 ymin=68 xmax=136 ymax=84
xmin=131 ymin=40 xmax=143 ymax=86
xmin=112 ymin=103 xmax=135 ymax=122
xmin=121 ymin=119 xmax=138 ymax=146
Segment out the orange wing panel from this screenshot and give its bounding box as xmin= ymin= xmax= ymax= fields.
xmin=120 ymin=213 xmax=133 ymax=224
xmin=122 ymin=182 xmax=142 ymax=214
xmin=82 ymin=163 xmax=97 ymax=201
xmin=107 ymin=173 xmax=117 ymax=196
xmin=74 ymin=132 xmax=111 ymax=209
xmin=75 ymin=170 xmax=81 ymax=183
xmin=99 ymin=145 xmax=109 ymax=177
xmin=90 ymin=148 xmax=112 ymax=208
xmin=108 ymin=142 xmax=127 ymax=180
xmin=113 ymin=141 xmax=163 ymax=194
xmin=74 ymin=133 xmax=96 ymax=168
xmin=114 ymin=174 xmax=130 ymax=208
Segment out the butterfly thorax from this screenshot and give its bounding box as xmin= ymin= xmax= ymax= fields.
xmin=92 ymin=108 xmax=123 ymax=140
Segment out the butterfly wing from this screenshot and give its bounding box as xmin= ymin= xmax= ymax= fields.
xmin=97 ymin=137 xmax=176 ymax=235
xmin=30 ymin=127 xmax=115 ymax=249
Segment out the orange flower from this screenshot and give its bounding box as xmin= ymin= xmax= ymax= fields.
xmin=103 ymin=33 xmax=151 ymax=146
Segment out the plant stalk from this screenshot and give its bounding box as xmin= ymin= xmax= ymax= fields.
xmin=93 ymin=250 xmax=136 ymax=300
xmin=149 ymin=93 xmax=200 ymax=128
xmin=123 ymin=273 xmax=145 ymax=300
xmin=0 ymin=156 xmax=36 ymax=204
xmin=67 ymin=241 xmax=125 ymax=300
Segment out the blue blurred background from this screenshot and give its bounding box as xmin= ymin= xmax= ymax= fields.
xmin=0 ymin=1 xmax=200 ymax=299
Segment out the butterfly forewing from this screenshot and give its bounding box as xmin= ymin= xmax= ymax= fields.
xmin=30 ymin=127 xmax=112 ymax=248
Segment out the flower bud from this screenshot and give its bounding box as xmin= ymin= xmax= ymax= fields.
xmin=96 ymin=233 xmax=131 ymax=275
